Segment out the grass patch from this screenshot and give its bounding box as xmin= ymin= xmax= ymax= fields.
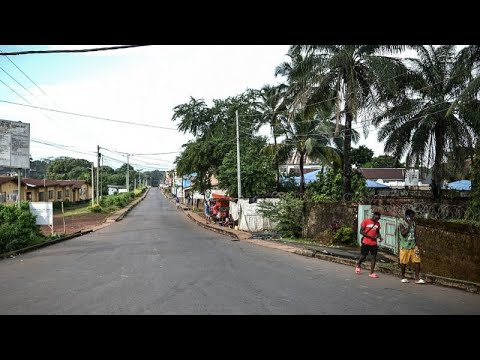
xmin=58 ymin=203 xmax=119 ymax=217
xmin=58 ymin=204 xmax=92 ymax=217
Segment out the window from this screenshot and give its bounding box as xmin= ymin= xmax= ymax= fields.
xmin=57 ymin=191 xmax=62 ymax=200
xmin=65 ymin=189 xmax=69 ymax=198
xmin=0 ymin=192 xmax=6 ymax=203
xmin=39 ymin=192 xmax=45 ymax=201
xmin=27 ymin=192 xmax=32 ymax=201
xmin=48 ymin=190 xmax=54 ymax=199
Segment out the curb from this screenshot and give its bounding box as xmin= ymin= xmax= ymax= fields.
xmin=162 ymin=190 xmax=250 ymax=241
xmin=0 ymin=229 xmax=93 ymax=260
xmin=284 ymin=245 xmax=480 ymax=294
xmin=0 ymin=188 xmax=150 ymax=261
xmin=186 ymin=212 xmax=240 ymax=240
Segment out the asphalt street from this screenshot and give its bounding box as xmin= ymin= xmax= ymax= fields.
xmin=1 ymin=188 xmax=479 ymax=314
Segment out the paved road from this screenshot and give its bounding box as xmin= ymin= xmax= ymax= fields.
xmin=1 ymin=188 xmax=479 ymax=314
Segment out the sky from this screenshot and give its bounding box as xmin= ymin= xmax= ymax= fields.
xmin=0 ymin=45 xmax=416 ymax=173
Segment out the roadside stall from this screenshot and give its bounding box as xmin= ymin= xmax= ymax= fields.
xmin=211 ymin=193 xmax=232 ymax=225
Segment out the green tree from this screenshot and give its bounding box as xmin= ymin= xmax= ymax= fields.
xmin=257 ymin=193 xmax=304 ymax=238
xmin=259 ymin=84 xmax=288 ymax=190
xmin=28 ymin=158 xmax=52 ymax=179
xmin=466 ymin=144 xmax=480 ymax=221
xmin=47 ymin=157 xmax=92 ymax=180
xmin=274 ymin=51 xmax=357 ymax=194
xmin=282 ymin=111 xmax=344 ymax=194
xmin=351 ymin=145 xmax=374 ymax=167
xmin=287 ymin=45 xmax=408 ymax=196
xmin=217 ymin=137 xmax=276 ymax=197
xmin=305 ymin=169 xmax=371 ymax=202
xmin=172 ymin=90 xmax=264 ymax=195
xmin=448 ymin=45 xmax=480 ymax=113
xmin=372 ymin=45 xmax=480 ymax=202
xmin=363 ymin=154 xmax=404 ymax=168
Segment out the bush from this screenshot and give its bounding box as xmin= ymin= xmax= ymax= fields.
xmin=0 ymin=202 xmax=44 ymax=254
xmin=332 ymin=226 xmax=357 ymax=246
xmin=100 ymin=192 xmax=133 ymax=209
xmin=53 ymin=199 xmax=72 ymax=210
xmin=258 ymin=192 xmax=304 ymax=238
xmin=90 ymin=204 xmax=102 ymax=213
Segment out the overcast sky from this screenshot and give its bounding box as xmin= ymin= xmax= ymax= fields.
xmin=0 ymin=45 xmax=411 ymax=173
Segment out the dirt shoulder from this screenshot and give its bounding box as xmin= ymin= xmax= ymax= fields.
xmin=40 ymin=212 xmax=109 ymax=236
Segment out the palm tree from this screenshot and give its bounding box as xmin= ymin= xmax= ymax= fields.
xmin=278 ymin=109 xmax=349 ymax=194
xmin=372 ymin=45 xmax=480 ymax=201
xmin=449 ymin=45 xmax=480 ymax=113
xmin=288 ymin=45 xmax=408 ymax=196
xmin=259 ymin=84 xmax=289 ymax=190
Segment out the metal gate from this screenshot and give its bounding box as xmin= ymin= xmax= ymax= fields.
xmin=357 ymin=205 xmax=399 ymax=254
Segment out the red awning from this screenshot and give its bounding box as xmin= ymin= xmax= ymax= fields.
xmin=211 ymin=193 xmax=232 ymax=200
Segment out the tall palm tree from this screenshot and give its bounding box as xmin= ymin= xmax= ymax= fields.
xmin=288 ymin=45 xmax=408 ymax=196
xmin=372 ymin=45 xmax=480 ymax=201
xmin=259 ymin=84 xmax=289 ymax=190
xmin=449 ymin=45 xmax=480 ymax=113
xmin=279 ymin=109 xmax=349 ymax=194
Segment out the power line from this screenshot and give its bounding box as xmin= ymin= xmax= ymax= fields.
xmin=0 ymin=49 xmax=59 ymax=106
xmin=0 ymin=61 xmax=66 ymax=125
xmin=132 ymin=151 xmax=182 ymax=156
xmin=0 ymin=45 xmax=150 ymax=56
xmin=1 ymin=52 xmax=47 ymax=95
xmin=0 ymin=99 xmax=178 ymax=130
xmin=0 ymin=65 xmax=34 ymax=96
xmin=102 ymin=153 xmax=171 ymax=170
xmin=31 ymin=139 xmax=96 ymax=158
xmin=0 ymin=78 xmax=31 ymax=104
xmin=130 ymin=154 xmax=174 ymax=164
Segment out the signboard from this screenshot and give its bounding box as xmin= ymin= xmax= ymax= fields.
xmin=405 ymin=169 xmax=419 ymax=187
xmin=29 ymin=202 xmax=53 ymax=226
xmin=0 ymin=119 xmax=30 ymax=169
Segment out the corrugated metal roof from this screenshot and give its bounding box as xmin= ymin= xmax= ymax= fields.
xmin=358 ymin=168 xmax=405 ymax=180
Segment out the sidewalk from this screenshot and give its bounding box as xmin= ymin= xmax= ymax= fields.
xmin=168 ymin=191 xmax=479 ymax=294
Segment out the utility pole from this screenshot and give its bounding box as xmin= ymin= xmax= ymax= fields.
xmin=96 ymin=145 xmax=100 ymax=204
xmin=100 ymin=153 xmax=103 ymax=201
xmin=173 ymin=169 xmax=176 ymax=197
xmin=126 ymin=154 xmax=129 ymax=192
xmin=17 ymin=169 xmax=21 ymax=207
xmin=236 ymin=110 xmax=242 ymax=199
xmin=91 ymin=162 xmax=94 ymax=207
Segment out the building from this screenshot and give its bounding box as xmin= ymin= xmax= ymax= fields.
xmin=279 ymin=150 xmax=325 ymax=177
xmin=357 ymin=168 xmax=431 ymax=189
xmin=0 ymin=177 xmax=92 ymax=205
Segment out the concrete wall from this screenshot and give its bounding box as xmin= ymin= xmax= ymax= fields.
xmin=0 ymin=182 xmax=20 ymax=204
xmin=304 ymin=201 xmax=480 ymax=283
xmin=416 ymin=219 xmax=480 ymax=283
xmin=305 ymin=202 xmax=358 ymax=239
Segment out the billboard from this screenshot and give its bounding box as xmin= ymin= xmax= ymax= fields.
xmin=29 ymin=202 xmax=53 ymax=226
xmin=0 ymin=119 xmax=30 ymax=169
